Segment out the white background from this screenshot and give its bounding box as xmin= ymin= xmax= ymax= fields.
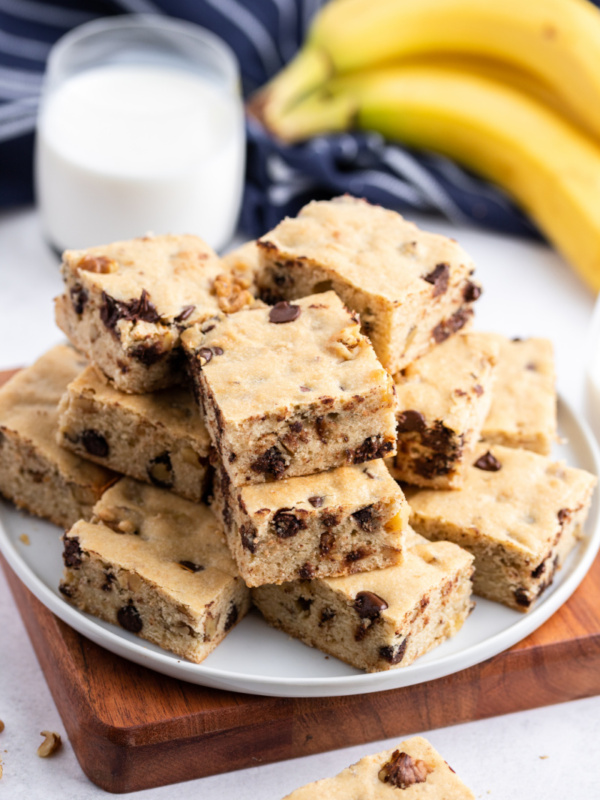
xmin=1 ymin=207 xmax=600 ymax=798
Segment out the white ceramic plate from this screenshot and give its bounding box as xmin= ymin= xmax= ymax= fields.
xmin=1 ymin=396 xmax=598 ymax=698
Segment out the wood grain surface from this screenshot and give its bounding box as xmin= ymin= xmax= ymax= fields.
xmin=2 ymin=367 xmax=600 ymax=793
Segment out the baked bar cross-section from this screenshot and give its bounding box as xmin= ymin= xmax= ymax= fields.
xmin=0 ymin=344 xmax=115 ymax=528
xmin=388 ymin=332 xmax=499 ymax=488
xmin=55 ymin=234 xmax=252 ymax=394
xmin=211 ymin=458 xmax=409 ymax=586
xmin=60 ymin=478 xmax=250 ymax=664
xmin=407 ymin=443 xmax=596 ymax=611
xmin=283 ymin=735 xmax=475 ymax=799
xmin=58 ymin=364 xmax=211 ymax=503
xmin=183 ymin=290 xmax=397 ymax=485
xmin=253 ymin=530 xmax=474 ymax=672
xmin=481 ymin=334 xmax=556 ymax=455
xmin=256 ymin=196 xmax=481 ymax=374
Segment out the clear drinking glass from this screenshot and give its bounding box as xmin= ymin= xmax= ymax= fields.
xmin=35 ymin=15 xmax=245 ymax=252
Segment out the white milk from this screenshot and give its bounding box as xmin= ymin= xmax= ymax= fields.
xmin=36 ymin=63 xmax=245 ymax=251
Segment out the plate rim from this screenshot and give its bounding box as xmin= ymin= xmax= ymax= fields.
xmin=1 ymin=394 xmax=599 ymax=698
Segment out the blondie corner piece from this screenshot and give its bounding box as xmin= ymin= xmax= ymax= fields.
xmin=212 ymin=458 xmax=409 ymax=586
xmin=388 ymin=332 xmax=499 ymax=488
xmin=58 ymin=364 xmax=211 ymax=502
xmin=252 ymin=530 xmax=474 ymax=672
xmin=182 ymin=290 xmax=397 ymax=485
xmin=60 ymin=478 xmax=250 ymax=664
xmin=256 ymin=196 xmax=481 ymax=374
xmin=283 ymin=735 xmax=474 ymax=799
xmin=407 ymin=443 xmax=596 ymax=611
xmin=55 ymin=234 xmax=252 ymax=394
xmin=481 ymin=335 xmax=557 ymax=455
xmin=0 ymin=345 xmax=115 ymax=528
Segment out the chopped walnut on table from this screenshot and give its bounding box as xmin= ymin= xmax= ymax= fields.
xmin=37 ymin=731 xmax=62 ymax=758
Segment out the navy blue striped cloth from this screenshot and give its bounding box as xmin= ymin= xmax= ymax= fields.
xmin=0 ymin=0 xmax=541 ymax=238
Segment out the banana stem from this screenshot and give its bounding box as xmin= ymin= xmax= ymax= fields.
xmin=249 ymin=48 xmax=332 ymax=132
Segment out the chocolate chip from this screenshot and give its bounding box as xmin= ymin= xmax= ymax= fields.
xmin=250 ymin=446 xmax=288 ymax=478
xmin=197 ymin=347 xmax=214 ymax=365
xmin=473 ymin=384 xmax=484 ymax=396
xmin=240 ymin=523 xmax=257 ymax=553
xmin=81 ymin=429 xmax=109 ymax=458
xmin=63 ymin=537 xmax=82 ymax=568
xmin=423 ymin=262 xmax=450 ymax=297
xmin=269 ymin=301 xmax=301 ymax=323
xmin=432 ymin=307 xmax=472 ymax=343
xmin=463 ymin=281 xmax=482 ymax=303
xmin=297 ymin=596 xmax=313 ymax=612
xmin=308 ymin=495 xmax=324 ymax=508
xmin=379 ymin=750 xmax=430 ymax=789
xmin=345 ymin=548 xmax=369 ymax=564
xmin=379 ymin=637 xmax=408 ymax=664
xmin=179 ymin=561 xmax=204 ymax=573
xmin=147 ymin=452 xmax=173 ymax=488
xmin=289 ymin=421 xmax=303 ymax=434
xmin=315 ymin=416 xmax=327 ymax=444
xmin=349 ymin=435 xmax=394 ymax=463
xmin=70 ymin=284 xmax=88 ymax=315
xmin=174 ymin=305 xmax=195 ymax=323
xmin=101 ymin=571 xmax=116 ymax=592
xmin=229 ymin=452 xmax=237 ymax=463
xmin=319 ymin=607 xmax=336 ymax=625
xmin=224 ymin=603 xmax=238 ymax=631
xmin=100 ymin=289 xmax=160 ymax=333
xmin=352 ymin=505 xmax=377 ymax=532
xmin=322 ymin=511 xmax=340 ymax=528
xmin=558 ymin=508 xmax=570 ymax=525
xmin=213 ymin=347 xmax=224 ymax=356
xmin=526 ymin=362 xmax=537 ymax=371
xmin=531 ymin=561 xmax=546 ymax=579
xmin=397 ymin=410 xmax=426 ymax=433
xmin=131 ymin=342 xmax=165 ymax=366
xmin=319 ymin=531 xmax=335 ymax=555
xmin=272 ymin=509 xmax=306 ymax=538
xmin=353 ymin=591 xmax=388 ymax=620
xmin=117 ymin=601 xmax=143 ymax=633
xmin=514 ymin=588 xmax=532 ymax=608
xmin=58 ymin=583 xmax=73 ymax=598
xmin=299 ymin=562 xmax=315 ymax=580
xmin=473 ymin=451 xmax=501 ymax=471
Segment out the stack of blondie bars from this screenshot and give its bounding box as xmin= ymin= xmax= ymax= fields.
xmin=0 ymin=196 xmax=595 ymax=673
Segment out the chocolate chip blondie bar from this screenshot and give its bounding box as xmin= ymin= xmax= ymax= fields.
xmin=407 ymin=443 xmax=596 ymax=611
xmin=388 ymin=332 xmax=498 ymax=488
xmin=55 ymin=234 xmax=249 ymax=394
xmin=212 ymin=458 xmax=409 ymax=586
xmin=283 ymin=736 xmax=474 ymax=799
xmin=57 ymin=364 xmax=211 ymax=503
xmin=256 ymin=196 xmax=481 ymax=373
xmin=0 ymin=345 xmax=115 ymax=528
xmin=253 ymin=530 xmax=474 ymax=672
xmin=60 ymin=478 xmax=250 ymax=663
xmin=481 ymin=335 xmax=556 ymax=455
xmin=183 ymin=291 xmax=397 ymax=485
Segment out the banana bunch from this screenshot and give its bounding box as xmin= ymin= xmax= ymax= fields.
xmin=251 ymin=0 xmax=600 ymax=291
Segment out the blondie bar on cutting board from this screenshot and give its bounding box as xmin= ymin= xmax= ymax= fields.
xmin=55 ymin=234 xmax=251 ymax=393
xmin=60 ymin=478 xmax=250 ymax=663
xmin=0 ymin=345 xmax=115 ymax=528
xmin=183 ymin=290 xmax=397 ymax=485
xmin=58 ymin=364 xmax=211 ymax=503
xmin=283 ymin=735 xmax=474 ymax=799
xmin=388 ymin=331 xmax=498 ymax=488
xmin=407 ymin=443 xmax=596 ymax=611
xmin=211 ymin=458 xmax=409 ymax=586
xmin=481 ymin=334 xmax=556 ymax=455
xmin=253 ymin=530 xmax=474 ymax=672
xmin=256 ymin=196 xmax=481 ymax=373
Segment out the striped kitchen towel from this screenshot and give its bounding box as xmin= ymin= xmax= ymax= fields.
xmin=0 ymin=0 xmax=539 ymax=239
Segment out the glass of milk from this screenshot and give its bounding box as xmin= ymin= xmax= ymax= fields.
xmin=35 ymin=15 xmax=245 ymax=252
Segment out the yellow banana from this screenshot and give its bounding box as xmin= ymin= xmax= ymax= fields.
xmin=271 ymin=65 xmax=600 ymax=291
xmin=254 ymin=0 xmax=600 ymax=143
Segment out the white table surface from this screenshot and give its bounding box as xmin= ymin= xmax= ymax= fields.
xmin=1 ymin=207 xmax=600 ymax=799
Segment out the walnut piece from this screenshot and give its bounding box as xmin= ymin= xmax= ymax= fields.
xmin=213 ymin=272 xmax=253 ymax=314
xmin=37 ymin=731 xmax=62 ymax=758
xmin=77 ymin=254 xmax=116 ymax=274
xmin=378 ymin=750 xmax=432 ymax=789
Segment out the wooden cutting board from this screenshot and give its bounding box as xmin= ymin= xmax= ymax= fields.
xmin=2 ymin=367 xmax=600 ymax=793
